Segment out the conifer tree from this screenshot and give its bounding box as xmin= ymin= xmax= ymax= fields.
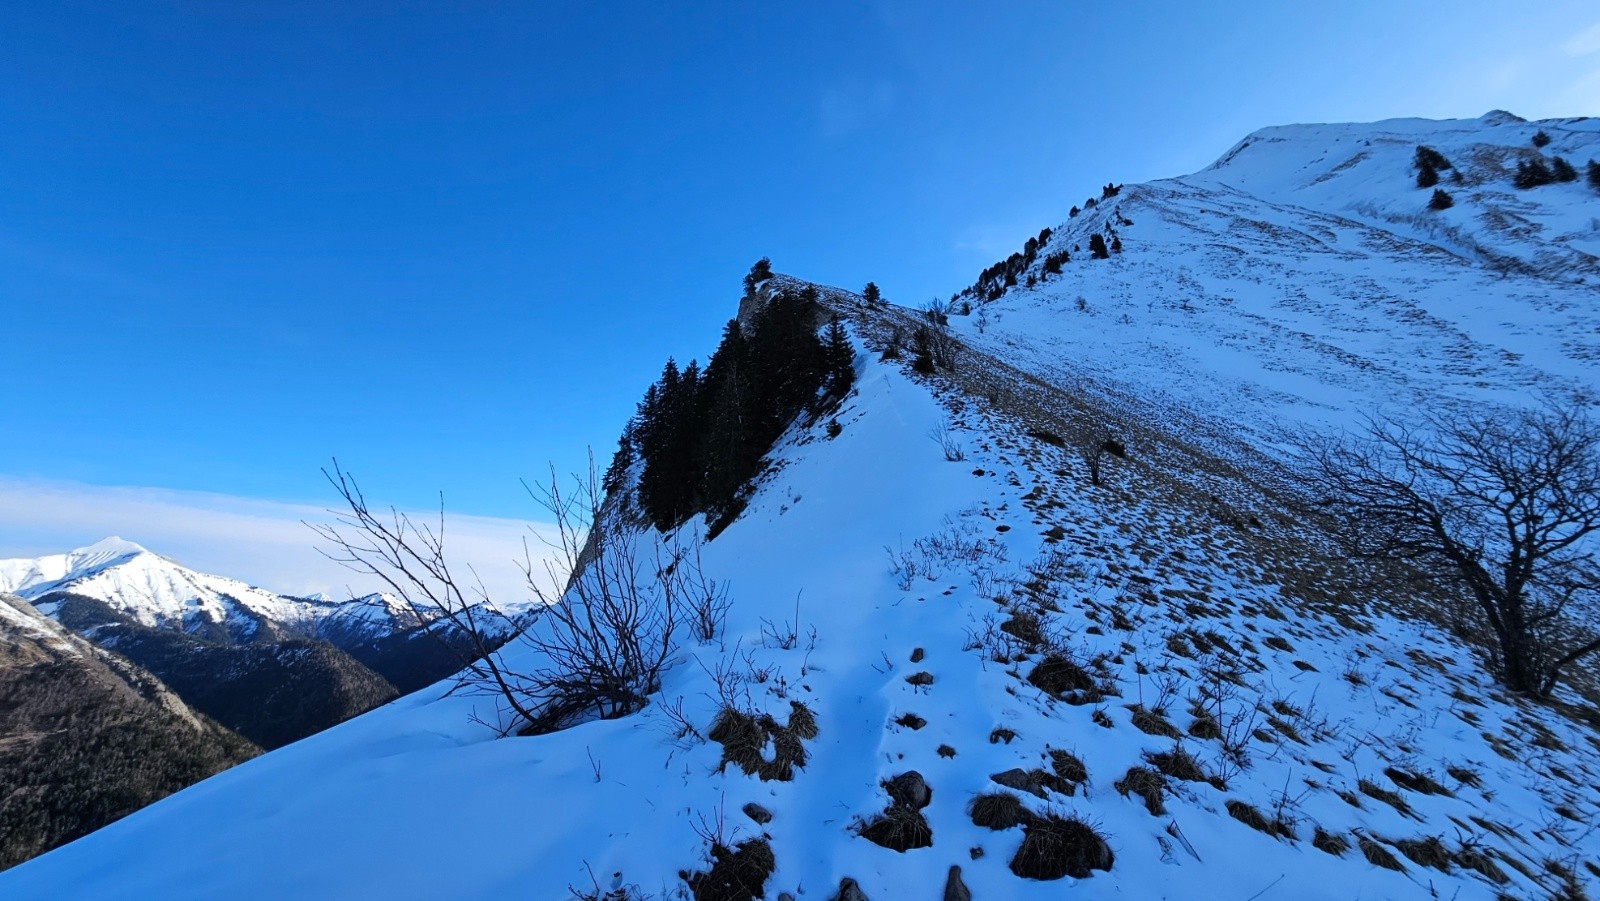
xmin=743 ymin=257 xmax=773 ymax=295
xmin=823 ymin=317 xmax=855 ymax=398
xmin=1428 ymin=188 xmax=1454 ymax=210
xmin=862 ymin=282 xmax=882 ymax=306
xmin=1088 ymin=234 xmax=1110 ymax=259
xmin=1551 ymin=156 xmax=1578 ymax=183
xmin=1532 ymin=130 xmax=1551 ymax=148
xmin=1588 ymin=159 xmax=1600 ymax=192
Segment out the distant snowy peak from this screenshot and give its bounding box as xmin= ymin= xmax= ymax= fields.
xmin=0 ymin=536 xmax=148 ymax=597
xmin=1190 ymin=113 xmax=1600 ymax=279
xmin=0 ymin=540 xmax=433 ymax=646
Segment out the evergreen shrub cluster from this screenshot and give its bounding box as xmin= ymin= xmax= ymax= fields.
xmin=613 ymin=286 xmax=853 ymax=532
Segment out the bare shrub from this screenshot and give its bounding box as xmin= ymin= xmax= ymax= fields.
xmin=1301 ymin=402 xmax=1600 ymax=696
xmin=317 ymin=458 xmax=723 ymax=735
xmin=930 ymin=420 xmax=967 ymax=462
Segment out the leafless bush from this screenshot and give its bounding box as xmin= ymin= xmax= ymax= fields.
xmin=930 ymin=420 xmax=967 ymax=461
xmin=1303 ymin=400 xmax=1600 ymax=696
xmin=317 ymin=456 xmax=724 ymax=736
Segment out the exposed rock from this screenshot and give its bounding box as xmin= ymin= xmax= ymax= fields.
xmin=884 ymin=771 xmax=932 ymax=809
xmin=742 ymin=802 xmax=773 ymax=825
xmin=830 ymin=877 xmax=869 ymax=901
xmin=992 ymin=767 xmax=1065 ymax=799
xmin=943 ymin=865 xmax=972 ymax=901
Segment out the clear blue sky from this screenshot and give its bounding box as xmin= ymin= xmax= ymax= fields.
xmin=3 ymin=0 xmax=1597 ymax=528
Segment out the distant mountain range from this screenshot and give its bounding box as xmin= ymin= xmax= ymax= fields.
xmin=0 ymin=538 xmax=527 ymax=868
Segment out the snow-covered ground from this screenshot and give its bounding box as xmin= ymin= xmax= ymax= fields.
xmin=958 ymin=112 xmax=1600 ymax=459
xmin=5 ymin=340 xmax=1596 ymax=899
xmin=4 ymin=113 xmax=1598 ymax=899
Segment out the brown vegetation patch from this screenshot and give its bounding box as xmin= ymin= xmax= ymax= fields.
xmin=1312 ymin=827 xmax=1350 ymax=856
xmin=1393 ymin=835 xmax=1451 ymax=871
xmin=1009 ymin=815 xmax=1114 ymax=880
xmin=1226 ymin=800 xmax=1295 ymax=840
xmin=684 ymin=838 xmax=776 ymax=901
xmin=1358 ymin=778 xmax=1412 ymax=817
xmin=969 ymin=791 xmax=1030 ymax=830
xmin=1357 ymin=835 xmax=1405 ymax=872
xmin=1114 ymin=766 xmax=1167 ymax=816
xmin=1129 ymin=705 xmax=1181 ymax=738
xmin=1383 ymin=767 xmax=1450 ymax=797
xmin=1048 ymin=748 xmax=1088 ymax=786
xmin=857 ymin=804 xmax=933 ymax=852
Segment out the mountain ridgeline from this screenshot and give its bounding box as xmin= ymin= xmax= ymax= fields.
xmin=46 ymin=593 xmax=399 ymax=750
xmin=611 ymin=278 xmax=854 ymax=533
xmin=6 ymin=112 xmax=1600 ymax=900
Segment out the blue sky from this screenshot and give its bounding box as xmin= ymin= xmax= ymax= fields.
xmin=2 ymin=1 xmax=1598 ymax=587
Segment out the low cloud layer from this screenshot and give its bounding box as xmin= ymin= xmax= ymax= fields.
xmin=0 ymin=476 xmax=554 ymax=604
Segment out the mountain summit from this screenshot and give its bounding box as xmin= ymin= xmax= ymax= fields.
xmin=5 ymin=113 xmax=1599 ymax=899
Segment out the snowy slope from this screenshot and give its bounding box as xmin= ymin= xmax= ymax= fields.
xmin=955 ymin=112 xmax=1600 ymax=461
xmin=6 ymin=332 xmax=1598 ymax=899
xmin=5 ymin=113 xmax=1599 ymax=899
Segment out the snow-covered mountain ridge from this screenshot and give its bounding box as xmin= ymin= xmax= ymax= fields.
xmin=955 ymin=112 xmax=1600 ymax=465
xmin=5 ymin=112 xmax=1599 ymax=899
xmin=0 ymin=537 xmax=427 ymax=645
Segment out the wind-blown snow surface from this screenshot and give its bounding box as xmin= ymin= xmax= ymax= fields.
xmin=7 ymin=352 xmax=1597 ymax=899
xmin=959 ymin=113 xmax=1600 ymax=457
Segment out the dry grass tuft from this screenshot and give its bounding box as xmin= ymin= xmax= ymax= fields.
xmin=1115 ymin=766 xmax=1167 ymax=816
xmin=1008 ymin=814 xmax=1114 ymax=880
xmin=1048 ymin=748 xmax=1088 ymax=785
xmin=684 ymin=837 xmax=776 ymax=901
xmin=708 ymin=707 xmax=812 ymax=782
xmin=1393 ymin=835 xmax=1451 ymax=871
xmin=1312 ymin=827 xmax=1350 ymax=856
xmin=969 ymin=791 xmax=1030 ymax=830
xmin=1357 ymin=835 xmax=1405 ymax=872
xmin=857 ymin=805 xmax=932 ymax=852
xmin=1358 ymin=778 xmax=1412 ymax=816
xmin=786 ymin=701 xmax=819 ymax=740
xmin=1147 ymin=745 xmax=1217 ymax=787
xmin=1028 ymin=654 xmax=1097 ymax=701
xmin=1452 ymin=844 xmax=1509 ymax=885
xmin=1187 ymin=709 xmax=1222 ymax=740
xmin=1129 ymin=705 xmax=1182 ymax=738
xmin=1383 ymin=767 xmax=1450 ymax=797
xmin=1226 ymin=800 xmax=1294 ymax=840
xmin=895 ymin=712 xmax=927 ymax=730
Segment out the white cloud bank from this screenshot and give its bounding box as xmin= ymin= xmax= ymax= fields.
xmin=0 ymin=476 xmax=556 ymax=605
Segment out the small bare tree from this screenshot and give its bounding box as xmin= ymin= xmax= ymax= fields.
xmin=315 ymin=463 xmax=539 ymax=731
xmin=316 ymin=455 xmax=724 ymax=735
xmin=1302 ymin=401 xmax=1600 ymax=697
